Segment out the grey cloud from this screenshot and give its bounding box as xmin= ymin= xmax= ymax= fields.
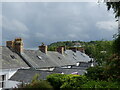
xmin=2 ymin=2 xmax=118 ymax=49
xmin=2 ymin=16 xmax=29 ymax=32
xmin=96 ymin=20 xmax=118 ymax=31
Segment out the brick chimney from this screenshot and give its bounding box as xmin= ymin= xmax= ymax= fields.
xmin=6 ymin=41 xmax=14 ymax=49
xmin=6 ymin=38 xmax=24 ymax=54
xmin=57 ymin=46 xmax=64 ymax=55
xmin=39 ymin=44 xmax=47 ymax=54
xmin=14 ymin=38 xmax=24 ymax=54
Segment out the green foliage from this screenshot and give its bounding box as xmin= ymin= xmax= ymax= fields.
xmin=47 ymin=73 xmax=88 ymax=89
xmin=81 ymin=81 xmax=120 ymax=88
xmin=85 ymin=66 xmax=107 ymax=81
xmin=31 ymin=74 xmax=40 ymax=83
xmin=84 ymin=40 xmax=113 ymax=65
xmin=112 ymin=35 xmax=120 ymax=55
xmin=48 ymin=40 xmax=84 ymax=51
xmin=60 ymin=75 xmax=88 ymax=89
xmin=47 ymin=46 xmax=56 ymax=51
xmin=46 ymin=73 xmax=120 ymax=89
xmin=47 ymin=73 xmax=67 ymax=88
xmin=23 ymin=80 xmax=53 ymax=88
xmin=105 ymin=54 xmax=120 ymax=81
xmin=106 ymin=2 xmax=120 ymax=18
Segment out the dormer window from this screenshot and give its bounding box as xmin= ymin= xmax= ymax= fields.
xmin=10 ymin=55 xmax=16 ymax=59
xmin=37 ymin=56 xmax=42 ymax=60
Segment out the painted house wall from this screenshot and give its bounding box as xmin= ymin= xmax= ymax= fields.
xmin=0 ymin=68 xmax=19 ymax=89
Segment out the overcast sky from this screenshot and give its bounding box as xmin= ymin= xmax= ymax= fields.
xmin=1 ymin=2 xmax=118 ymax=49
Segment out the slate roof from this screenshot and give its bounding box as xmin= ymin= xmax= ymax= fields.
xmin=21 ymin=50 xmax=77 ymax=69
xmin=0 ymin=46 xmax=29 ymax=69
xmin=47 ymin=51 xmax=76 ymax=66
xmin=53 ymin=67 xmax=87 ymax=75
xmin=10 ymin=67 xmax=87 ymax=83
xmin=1 ymin=46 xmax=91 ymax=69
xmin=21 ymin=50 xmax=57 ymax=69
xmin=65 ymin=50 xmax=91 ymax=63
xmin=10 ymin=69 xmax=53 ymax=83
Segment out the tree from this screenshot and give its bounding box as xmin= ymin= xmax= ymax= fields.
xmin=106 ymin=1 xmax=120 ymax=18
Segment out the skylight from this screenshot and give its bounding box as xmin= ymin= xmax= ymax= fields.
xmin=58 ymin=57 xmax=62 ymax=60
xmin=73 ymin=57 xmax=77 ymax=60
xmin=10 ymin=55 xmax=16 ymax=59
xmin=37 ymin=56 xmax=42 ymax=60
xmin=73 ymin=53 xmax=76 ymax=57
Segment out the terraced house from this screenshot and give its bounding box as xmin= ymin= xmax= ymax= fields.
xmin=0 ymin=38 xmax=92 ymax=89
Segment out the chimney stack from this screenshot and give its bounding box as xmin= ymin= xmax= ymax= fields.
xmin=39 ymin=43 xmax=47 ymax=54
xmin=6 ymin=41 xmax=14 ymax=49
xmin=6 ymin=38 xmax=24 ymax=54
xmin=57 ymin=46 xmax=64 ymax=55
xmin=14 ymin=38 xmax=24 ymax=54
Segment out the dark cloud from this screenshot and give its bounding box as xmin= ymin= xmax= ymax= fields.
xmin=2 ymin=2 xmax=118 ymax=49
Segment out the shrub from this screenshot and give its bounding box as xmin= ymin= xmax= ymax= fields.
xmin=47 ymin=73 xmax=88 ymax=89
xmin=60 ymin=74 xmax=88 ymax=88
xmin=85 ymin=66 xmax=107 ymax=80
xmin=47 ymin=73 xmax=67 ymax=89
xmin=81 ymin=81 xmax=120 ymax=88
xmin=23 ymin=80 xmax=53 ymax=89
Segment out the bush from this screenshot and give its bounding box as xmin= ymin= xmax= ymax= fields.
xmin=85 ymin=66 xmax=108 ymax=80
xmin=23 ymin=80 xmax=53 ymax=88
xmin=47 ymin=73 xmax=67 ymax=89
xmin=112 ymin=35 xmax=120 ymax=55
xmin=81 ymin=81 xmax=120 ymax=88
xmin=60 ymin=74 xmax=88 ymax=88
xmin=47 ymin=73 xmax=88 ymax=89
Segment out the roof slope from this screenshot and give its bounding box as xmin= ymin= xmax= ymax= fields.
xmin=47 ymin=51 xmax=76 ymax=66
xmin=10 ymin=69 xmax=53 ymax=83
xmin=0 ymin=46 xmax=29 ymax=69
xmin=1 ymin=46 xmax=91 ymax=69
xmin=22 ymin=50 xmax=58 ymax=69
xmin=65 ymin=50 xmax=91 ymax=63
xmin=22 ymin=50 xmax=77 ymax=69
xmin=53 ymin=67 xmax=87 ymax=75
xmin=10 ymin=67 xmax=87 ymax=83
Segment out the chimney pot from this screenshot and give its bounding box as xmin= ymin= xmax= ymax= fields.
xmin=6 ymin=38 xmax=24 ymax=54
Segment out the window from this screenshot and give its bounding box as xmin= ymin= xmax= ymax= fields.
xmin=10 ymin=55 xmax=16 ymax=59
xmin=37 ymin=56 xmax=42 ymax=60
xmin=0 ymin=75 xmax=6 ymax=88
